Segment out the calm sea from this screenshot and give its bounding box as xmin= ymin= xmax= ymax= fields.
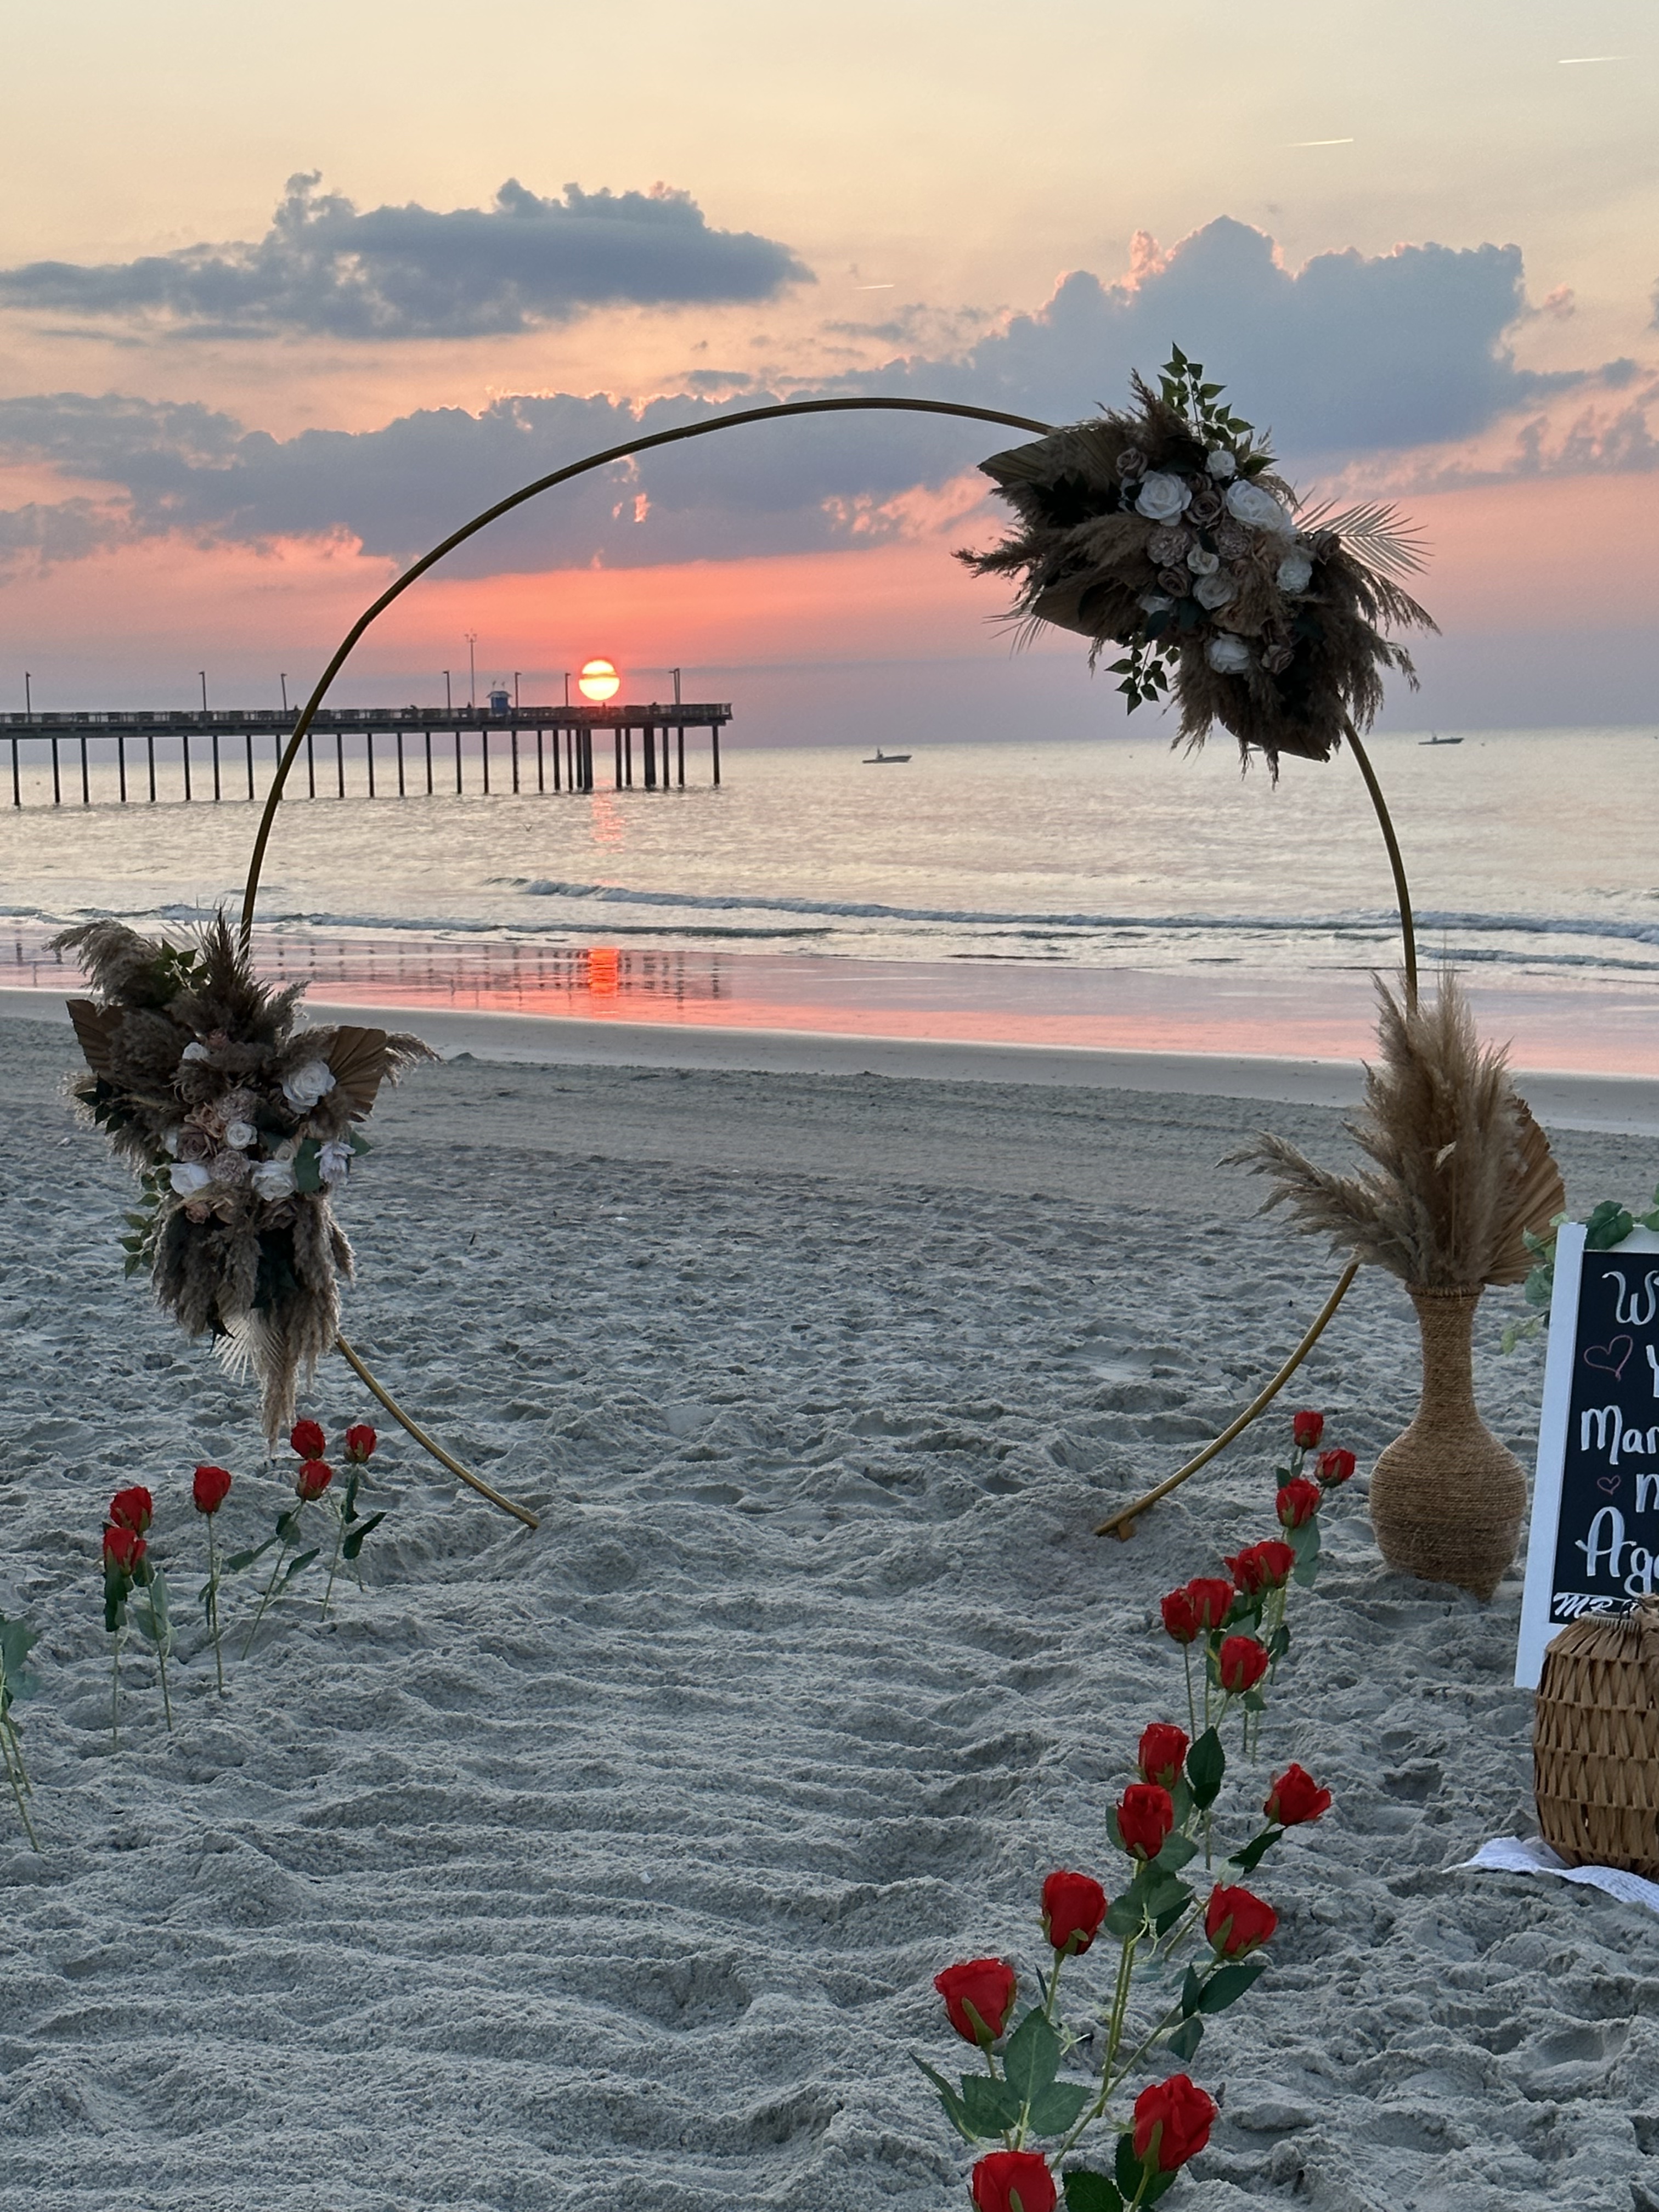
xmin=3 ymin=726 xmax=1655 ymax=1069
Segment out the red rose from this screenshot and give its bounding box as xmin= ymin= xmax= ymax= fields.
xmin=1225 ymin=1541 xmax=1295 ymax=1596
xmin=1186 ymin=1577 xmax=1235 ymax=1632
xmin=934 ymin=1957 xmax=1017 ymax=2045
xmin=1204 ymin=1882 xmax=1277 ymax=1957
xmin=102 ymin=1523 xmax=145 ymax=1573
xmin=1137 ymin=1722 xmax=1189 ymax=1787
xmin=108 ymin=1486 xmax=153 ymax=1534
xmin=290 ymin=1418 xmax=326 ymax=1460
xmin=192 ymin=1464 xmax=233 ymax=1516
xmin=1264 ymin=1763 xmax=1332 ymax=1827
xmin=343 ymin=1423 xmax=377 ymax=1464
xmin=1317 ymin=1447 xmax=1356 ymax=1488
xmin=1160 ymin=1587 xmax=1199 ymax=1644
xmin=970 ymin=2151 xmax=1057 ymax=2212
xmin=1276 ymin=1477 xmax=1322 ymax=1530
xmin=295 ymin=1459 xmax=334 ymax=1504
xmin=1132 ymin=2073 xmax=1217 ymax=2172
xmin=1116 ymin=1782 xmax=1175 ymax=1860
xmin=1291 ymin=1410 xmax=1324 ymax=1450
xmin=1040 ymin=1869 xmax=1108 ymax=1956
xmin=1217 ymin=1635 xmax=1269 ymax=1695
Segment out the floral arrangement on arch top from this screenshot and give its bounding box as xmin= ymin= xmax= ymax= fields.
xmin=962 ymin=348 xmax=1435 ymax=773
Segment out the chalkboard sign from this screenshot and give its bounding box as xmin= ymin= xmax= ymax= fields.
xmin=1516 ymin=1221 xmax=1659 ymax=1688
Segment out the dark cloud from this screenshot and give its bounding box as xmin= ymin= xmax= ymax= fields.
xmin=0 ymin=218 xmax=1633 ymax=582
xmin=0 ymin=174 xmax=812 ymax=340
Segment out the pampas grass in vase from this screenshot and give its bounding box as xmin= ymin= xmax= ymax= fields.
xmin=1232 ymin=972 xmax=1565 ymax=1600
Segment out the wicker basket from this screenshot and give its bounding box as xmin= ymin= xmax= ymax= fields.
xmin=1533 ymin=1595 xmax=1659 ymax=1878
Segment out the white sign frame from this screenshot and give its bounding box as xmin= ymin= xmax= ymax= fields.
xmin=1516 ymin=1220 xmax=1659 ymax=1689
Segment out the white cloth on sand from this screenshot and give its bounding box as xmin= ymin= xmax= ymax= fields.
xmin=1462 ymin=1834 xmax=1659 ymax=1917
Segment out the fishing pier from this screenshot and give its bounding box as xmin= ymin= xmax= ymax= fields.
xmin=0 ymin=702 xmax=732 ymax=808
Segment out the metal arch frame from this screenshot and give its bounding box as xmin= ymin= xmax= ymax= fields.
xmin=233 ymin=395 xmax=1419 ymax=1533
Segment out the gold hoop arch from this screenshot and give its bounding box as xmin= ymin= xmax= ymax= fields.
xmin=234 ymin=394 xmax=1419 ymax=1532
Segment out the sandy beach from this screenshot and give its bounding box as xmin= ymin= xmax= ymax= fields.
xmin=2 ymin=1005 xmax=1654 ymax=2212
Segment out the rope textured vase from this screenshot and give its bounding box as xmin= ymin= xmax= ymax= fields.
xmin=1534 ymin=1598 xmax=1659 ymax=1878
xmin=1368 ymin=1285 xmax=1526 ymax=1601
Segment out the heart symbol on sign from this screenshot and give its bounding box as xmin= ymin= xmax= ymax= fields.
xmin=1598 ymin=1474 xmax=1622 ymax=1496
xmin=1584 ymin=1336 xmax=1634 ymax=1380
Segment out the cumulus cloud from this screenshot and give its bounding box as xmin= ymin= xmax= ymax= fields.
xmin=0 ymin=217 xmax=1639 ymax=582
xmin=0 ymin=173 xmax=811 ymax=339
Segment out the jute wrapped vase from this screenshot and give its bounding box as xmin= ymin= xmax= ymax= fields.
xmin=1369 ymin=1285 xmax=1526 ymax=1601
xmin=1534 ymin=1598 xmax=1659 ymax=1878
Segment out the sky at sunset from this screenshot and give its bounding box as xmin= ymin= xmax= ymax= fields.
xmin=2 ymin=0 xmax=1656 ymax=738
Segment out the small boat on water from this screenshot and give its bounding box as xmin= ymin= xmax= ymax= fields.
xmin=1420 ymin=733 xmax=1463 ymax=746
xmin=862 ymin=747 xmax=911 ymax=764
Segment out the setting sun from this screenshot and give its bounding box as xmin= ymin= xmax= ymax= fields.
xmin=578 ymin=657 xmax=620 ymax=702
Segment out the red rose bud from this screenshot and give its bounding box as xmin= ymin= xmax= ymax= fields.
xmin=1186 ymin=1577 xmax=1235 ymax=1632
xmin=934 ymin=1957 xmax=1017 ymax=2045
xmin=102 ymin=1523 xmax=145 ymax=1573
xmin=1276 ymin=1477 xmax=1322 ymax=1530
xmin=295 ymin=1459 xmax=334 ymax=1504
xmin=1116 ymin=1782 xmax=1175 ymax=1860
xmin=970 ymin=2150 xmax=1057 ymax=2212
xmin=1264 ymin=1763 xmax=1332 ymax=1827
xmin=1204 ymin=1882 xmax=1278 ymax=1957
xmin=343 ymin=1423 xmax=377 ymax=1464
xmin=290 ymin=1418 xmax=326 ymax=1460
xmin=1226 ymin=1541 xmax=1295 ymax=1596
xmin=192 ymin=1463 xmax=233 ymax=1516
xmin=1317 ymin=1447 xmax=1357 ymax=1488
xmin=1040 ymin=1869 xmax=1108 ymax=1956
xmin=1217 ymin=1634 xmax=1269 ymax=1695
xmin=1160 ymin=1587 xmax=1200 ymax=1644
xmin=108 ymin=1486 xmax=153 ymax=1534
xmin=1291 ymin=1409 xmax=1325 ymax=1450
xmin=1132 ymin=2073 xmax=1218 ymax=2172
xmin=1137 ymin=1722 xmax=1189 ymax=1788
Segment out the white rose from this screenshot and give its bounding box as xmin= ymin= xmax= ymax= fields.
xmin=280 ymin=1059 xmax=336 ymax=1111
xmin=1224 ymin=479 xmax=1295 ymax=537
xmin=169 ymin=1161 xmax=213 ymax=1196
xmin=1139 ymin=591 xmax=1176 ymax=613
xmin=1194 ymin=571 xmax=1239 ymax=610
xmin=1206 ymin=634 xmax=1252 ymax=674
xmin=1135 ymin=472 xmax=1192 ymax=523
xmin=1276 ymin=549 xmax=1314 ymax=594
xmin=180 ymin=1042 xmax=210 ymax=1064
xmin=223 ymin=1119 xmax=257 ymax=1151
xmin=1186 ymin=546 xmax=1220 ymax=576
xmin=1206 ymin=448 xmax=1238 ymax=479
xmin=318 ymin=1139 xmax=354 ymax=1186
xmin=160 ymin=1127 xmax=182 ymax=1158
xmin=251 ymin=1158 xmax=296 ymax=1201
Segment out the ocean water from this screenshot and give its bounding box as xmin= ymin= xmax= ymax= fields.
xmin=2 ymin=726 xmax=1656 ymax=1066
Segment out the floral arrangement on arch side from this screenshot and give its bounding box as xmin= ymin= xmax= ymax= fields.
xmin=917 ymin=1411 xmax=1353 ymax=2210
xmin=57 ymin=913 xmax=431 ymax=1439
xmin=961 ymin=348 xmax=1435 ymax=773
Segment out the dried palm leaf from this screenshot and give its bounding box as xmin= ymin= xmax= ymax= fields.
xmin=1294 ymin=499 xmax=1430 ymax=580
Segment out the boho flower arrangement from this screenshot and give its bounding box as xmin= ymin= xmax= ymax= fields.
xmin=58 ymin=913 xmax=430 ymax=1438
xmin=1231 ymin=971 xmax=1564 ymax=1599
xmin=962 ymin=348 xmax=1434 ymax=772
xmin=919 ymin=1411 xmax=1350 ymax=2209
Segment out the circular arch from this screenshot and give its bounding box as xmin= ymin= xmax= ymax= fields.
xmin=235 ymin=394 xmax=1419 ymax=1531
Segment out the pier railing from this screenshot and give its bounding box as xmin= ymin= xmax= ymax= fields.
xmin=0 ymin=703 xmax=731 ymax=806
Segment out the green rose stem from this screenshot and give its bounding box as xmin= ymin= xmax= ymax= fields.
xmin=242 ymin=1519 xmax=297 ymax=1659
xmin=1180 ymin=1643 xmax=1198 ymax=1740
xmin=110 ymin=1627 xmax=122 ymax=1750
xmin=204 ymin=1516 xmax=225 ymax=1695
xmin=154 ymin=1627 xmax=173 ymax=1731
xmin=320 ymin=1497 xmax=347 ymax=1618
xmin=0 ymin=1720 xmax=37 ymax=1850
